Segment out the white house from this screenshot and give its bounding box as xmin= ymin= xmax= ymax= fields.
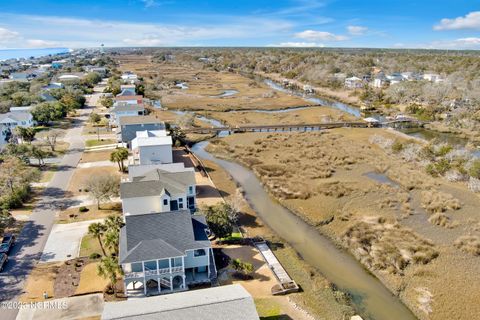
xmin=344 ymin=76 xmax=363 ymax=89
xmin=121 ymin=72 xmax=139 ymax=83
xmin=120 ymin=168 xmax=197 ymax=215
xmin=386 ymin=73 xmax=404 ymax=85
xmin=114 ymin=95 xmax=143 ymax=105
xmin=372 ymin=73 xmax=388 ymax=88
xmin=131 ymin=130 xmax=172 ymax=165
xmin=0 ymin=111 xmax=34 ymax=128
xmin=118 ymin=210 xmax=216 ymax=297
xmin=423 ymin=73 xmax=442 ymax=83
xmin=109 ymin=103 xmax=145 ymax=127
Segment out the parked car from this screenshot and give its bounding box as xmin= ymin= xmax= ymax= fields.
xmin=0 ymin=234 xmax=15 ymax=254
xmin=0 ymin=253 xmax=8 ymax=272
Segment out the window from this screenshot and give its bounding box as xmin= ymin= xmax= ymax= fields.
xmin=189 ymin=186 xmax=193 ymax=194
xmin=178 ymin=198 xmax=183 ymax=203
xmin=179 ymin=203 xmax=183 ymax=209
xmin=163 ymin=199 xmax=168 ymax=206
xmin=194 ymin=249 xmax=206 ymax=257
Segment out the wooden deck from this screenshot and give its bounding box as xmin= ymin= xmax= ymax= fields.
xmin=183 ymin=119 xmax=426 ymax=135
xmin=254 ymin=241 xmax=299 ymax=295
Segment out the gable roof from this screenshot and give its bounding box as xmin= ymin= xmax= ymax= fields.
xmin=101 ymin=284 xmax=259 ymax=320
xmin=119 ymin=115 xmax=164 ymax=126
xmin=120 ymin=169 xmax=195 ymax=199
xmin=114 ymin=95 xmax=143 ymax=101
xmin=0 ymin=112 xmax=32 ymax=123
xmin=119 ymin=210 xmax=211 ymax=263
xmin=111 ymin=104 xmax=144 ymax=113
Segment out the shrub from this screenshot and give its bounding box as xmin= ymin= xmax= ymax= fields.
xmin=89 ymin=252 xmax=102 ymax=259
xmin=391 ymin=140 xmax=404 ymax=153
xmin=79 ymin=206 xmax=89 ymax=213
xmin=468 ymin=159 xmax=480 ymax=179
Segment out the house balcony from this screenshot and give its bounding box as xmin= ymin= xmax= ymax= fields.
xmin=124 ymin=266 xmax=184 ymax=279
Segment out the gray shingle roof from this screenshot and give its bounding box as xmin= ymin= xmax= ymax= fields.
xmin=119 ymin=210 xmax=211 ymax=264
xmin=0 ymin=111 xmax=32 ymax=122
xmin=120 ymin=169 xmax=195 ymax=199
xmin=118 ymin=115 xmax=165 ymax=143
xmin=111 ymin=104 xmax=144 ymax=113
xmin=101 ymin=284 xmax=260 ymax=320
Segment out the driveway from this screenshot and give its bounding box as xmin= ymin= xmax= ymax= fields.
xmin=40 ymin=219 xmax=103 ymax=263
xmin=0 ymin=91 xmax=101 ymax=320
xmin=15 ymin=294 xmax=104 ymax=320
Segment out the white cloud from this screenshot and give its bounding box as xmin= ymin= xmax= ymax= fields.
xmin=394 ymin=37 xmax=480 ymax=50
xmin=25 ymin=39 xmax=60 ymax=48
xmin=0 ymin=13 xmax=293 ymax=48
xmin=434 ymin=11 xmax=480 ymax=30
xmin=268 ymin=42 xmax=325 ymax=47
xmin=347 ymin=25 xmax=368 ymax=35
xmin=295 ymin=30 xmax=348 ymax=41
xmin=0 ymin=27 xmax=19 ymax=42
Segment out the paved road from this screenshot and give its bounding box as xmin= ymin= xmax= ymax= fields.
xmin=0 ymin=91 xmax=100 ymax=320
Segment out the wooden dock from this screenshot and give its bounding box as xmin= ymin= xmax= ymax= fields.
xmin=254 ymin=241 xmax=299 ymax=295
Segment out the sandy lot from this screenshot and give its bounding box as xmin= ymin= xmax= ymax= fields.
xmin=208 ymin=128 xmax=480 ymax=320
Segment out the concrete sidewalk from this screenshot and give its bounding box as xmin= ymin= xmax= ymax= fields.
xmin=16 ymin=294 xmax=104 ymax=320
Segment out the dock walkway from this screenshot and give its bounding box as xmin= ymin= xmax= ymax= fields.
xmin=254 ymin=241 xmax=299 ymax=295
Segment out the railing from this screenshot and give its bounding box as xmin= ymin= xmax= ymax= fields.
xmin=125 ymin=266 xmax=184 ymax=278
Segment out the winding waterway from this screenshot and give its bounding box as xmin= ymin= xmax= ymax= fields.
xmin=191 ymin=141 xmax=417 ymax=320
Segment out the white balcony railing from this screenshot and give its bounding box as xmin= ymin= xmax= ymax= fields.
xmin=124 ymin=266 xmax=184 ymax=279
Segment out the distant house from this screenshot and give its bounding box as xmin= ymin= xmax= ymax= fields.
xmin=118 ymin=210 xmax=216 ymax=297
xmin=120 ymin=168 xmax=196 ymax=215
xmin=117 ymin=84 xmax=136 ymax=97
xmin=42 ymin=82 xmax=64 ymax=90
xmin=58 ymin=74 xmax=81 ymax=83
xmin=118 ymin=115 xmax=165 ymax=145
xmin=101 ymin=284 xmax=259 ymax=320
xmin=114 ymin=95 xmax=143 ymax=105
xmin=109 ymin=103 xmax=145 ymax=127
xmin=10 ymin=106 xmax=34 ymax=113
xmin=9 ymin=72 xmax=35 ymax=82
xmin=121 ymin=72 xmax=139 ymax=83
xmin=372 ymin=73 xmax=388 ymax=88
xmin=40 ymin=92 xmax=57 ymax=102
xmin=131 ymin=130 xmax=172 ymax=165
xmin=423 ymin=73 xmax=442 ymax=83
xmin=386 ymin=73 xmax=404 ymax=85
xmin=344 ymin=76 xmax=363 ymax=89
xmin=303 ymin=84 xmax=314 ymax=94
xmin=0 ymin=111 xmax=34 ymax=128
xmin=84 ymin=66 xmax=107 ymax=75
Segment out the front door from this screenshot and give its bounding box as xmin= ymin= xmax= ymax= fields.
xmin=187 ymin=196 xmax=195 ymax=209
xmin=170 ymin=200 xmax=178 ymax=211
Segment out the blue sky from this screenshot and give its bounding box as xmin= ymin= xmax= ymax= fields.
xmin=0 ymin=0 xmax=479 ymax=49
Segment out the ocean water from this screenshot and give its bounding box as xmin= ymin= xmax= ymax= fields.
xmin=0 ymin=48 xmax=70 ymax=61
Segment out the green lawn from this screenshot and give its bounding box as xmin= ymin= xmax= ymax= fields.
xmin=85 ymin=139 xmax=117 ymax=148
xmin=79 ymin=234 xmax=103 ymax=257
xmin=254 ymin=298 xmax=290 ymax=320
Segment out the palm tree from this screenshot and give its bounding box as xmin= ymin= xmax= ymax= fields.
xmin=104 ymin=215 xmax=123 ymax=257
xmin=110 ymin=148 xmax=129 ymax=172
xmin=88 ymin=222 xmax=107 ymax=256
xmin=104 ymin=230 xmax=120 ymax=257
xmin=97 ymin=256 xmax=121 ymax=295
xmin=104 ymin=215 xmax=123 ymax=231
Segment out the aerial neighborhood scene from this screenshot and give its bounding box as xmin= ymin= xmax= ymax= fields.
xmin=1 ymin=1 xmax=480 ymax=320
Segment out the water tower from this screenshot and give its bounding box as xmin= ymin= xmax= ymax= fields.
xmin=100 ymin=43 xmax=105 ymax=54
